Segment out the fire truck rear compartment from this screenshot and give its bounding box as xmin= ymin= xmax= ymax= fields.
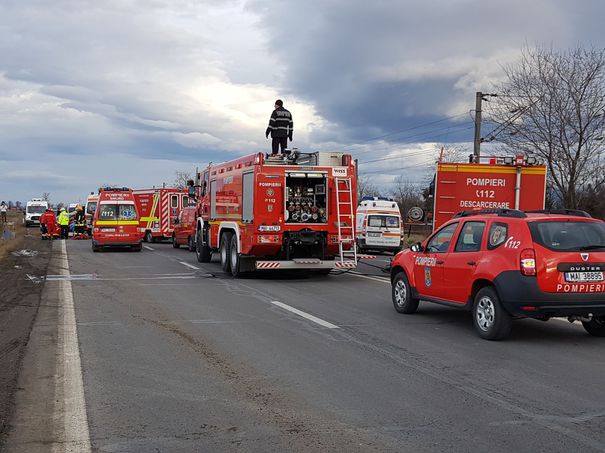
xmin=283 ymin=230 xmax=328 ymax=260
xmin=285 ymin=173 xmax=327 ymax=224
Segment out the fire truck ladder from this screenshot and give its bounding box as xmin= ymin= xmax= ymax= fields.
xmin=335 ymin=178 xmax=357 ymax=264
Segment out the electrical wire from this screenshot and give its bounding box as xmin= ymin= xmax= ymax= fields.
xmin=345 ymin=112 xmax=470 ymax=152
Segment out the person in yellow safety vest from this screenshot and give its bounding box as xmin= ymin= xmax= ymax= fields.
xmin=58 ymin=208 xmax=70 ymax=240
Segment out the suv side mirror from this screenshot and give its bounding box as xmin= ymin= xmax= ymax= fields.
xmin=173 ymin=217 xmax=180 ymax=225
xmin=410 ymin=242 xmax=424 ymax=252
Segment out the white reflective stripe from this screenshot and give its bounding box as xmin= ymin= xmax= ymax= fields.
xmin=100 ymin=200 xmax=135 ymax=205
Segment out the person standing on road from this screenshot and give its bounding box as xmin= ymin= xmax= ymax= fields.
xmin=0 ymin=201 xmax=7 ymax=223
xmin=58 ymin=207 xmax=70 ymax=239
xmin=265 ymin=99 xmax=293 ymax=155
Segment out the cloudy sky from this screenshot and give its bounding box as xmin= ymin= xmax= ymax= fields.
xmin=1 ymin=0 xmax=604 ymax=204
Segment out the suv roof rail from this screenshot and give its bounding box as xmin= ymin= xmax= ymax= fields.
xmin=453 ymin=209 xmax=527 ymax=219
xmin=524 ymin=209 xmax=592 ymax=218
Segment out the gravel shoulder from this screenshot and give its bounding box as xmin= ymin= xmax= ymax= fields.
xmin=0 ymin=229 xmax=51 ymax=450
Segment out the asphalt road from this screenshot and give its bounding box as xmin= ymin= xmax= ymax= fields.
xmin=6 ymin=240 xmax=605 ymax=452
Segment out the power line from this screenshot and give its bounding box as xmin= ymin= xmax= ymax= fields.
xmin=346 ymin=112 xmax=470 ymax=152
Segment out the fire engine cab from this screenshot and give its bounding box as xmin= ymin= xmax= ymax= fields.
xmin=133 ymin=188 xmax=189 ymax=243
xmin=188 ymin=151 xmax=358 ymax=276
xmin=92 ymin=187 xmax=143 ymax=252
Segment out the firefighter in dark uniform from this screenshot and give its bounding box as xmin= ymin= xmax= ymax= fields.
xmin=265 ymin=99 xmax=293 ymax=155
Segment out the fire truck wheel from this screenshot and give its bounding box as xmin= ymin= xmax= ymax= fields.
xmin=195 ymin=232 xmax=212 ymax=263
xmin=220 ymin=232 xmax=232 ymax=272
xmin=230 ymin=234 xmax=241 ymax=277
xmin=391 ymin=272 xmax=419 ymax=314
xmin=187 ymin=236 xmax=195 ymax=252
xmin=472 ymin=287 xmax=512 ymax=340
xmin=145 ymin=231 xmax=154 ymax=243
xmin=172 ymin=234 xmax=180 ymax=248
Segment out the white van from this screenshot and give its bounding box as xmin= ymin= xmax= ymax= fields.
xmin=355 ymin=197 xmax=402 ymax=253
xmin=25 ymin=198 xmax=49 ymax=226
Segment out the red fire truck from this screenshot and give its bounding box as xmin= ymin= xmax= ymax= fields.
xmin=133 ymin=188 xmax=189 ymax=243
xmin=188 ymin=151 xmax=358 ymax=276
xmin=433 ymin=155 xmax=547 ymax=230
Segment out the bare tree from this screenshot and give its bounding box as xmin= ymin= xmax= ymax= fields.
xmin=357 ymin=176 xmax=381 ymax=200
xmin=391 ymin=176 xmax=423 ymax=220
xmin=174 ymin=170 xmax=193 ymax=189
xmin=42 ymin=192 xmax=50 ymax=201
xmin=488 ymin=46 xmax=605 ymax=209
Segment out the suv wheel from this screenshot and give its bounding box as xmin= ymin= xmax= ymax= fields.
xmin=391 ymin=272 xmax=419 ymax=314
xmin=473 ymin=287 xmax=512 ymax=340
xmin=220 ymin=232 xmax=232 ymax=272
xmin=172 ymin=234 xmax=180 ymax=248
xmin=582 ymin=316 xmax=605 ymax=337
xmin=187 ymin=236 xmax=195 ymax=252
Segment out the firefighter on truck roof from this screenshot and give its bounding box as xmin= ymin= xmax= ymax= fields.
xmin=265 ymin=99 xmax=293 ymax=155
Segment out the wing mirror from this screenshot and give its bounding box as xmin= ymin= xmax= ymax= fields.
xmin=410 ymin=242 xmax=424 ymax=252
xmin=173 ymin=217 xmax=180 ymax=224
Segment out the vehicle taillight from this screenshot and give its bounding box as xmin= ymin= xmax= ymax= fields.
xmin=520 ymin=248 xmax=536 ymax=276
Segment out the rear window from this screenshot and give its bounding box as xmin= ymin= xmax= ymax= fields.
xmin=368 ymin=215 xmax=400 ymax=228
xmin=99 ymin=204 xmax=137 ymax=221
xmin=528 ymin=221 xmax=605 ymax=251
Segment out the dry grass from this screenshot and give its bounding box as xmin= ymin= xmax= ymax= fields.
xmin=0 ymin=211 xmax=26 ymax=259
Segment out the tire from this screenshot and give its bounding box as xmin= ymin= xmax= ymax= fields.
xmin=220 ymin=232 xmax=232 ymax=272
xmin=145 ymin=231 xmax=154 ymax=243
xmin=472 ymin=287 xmax=512 ymax=340
xmin=230 ymin=234 xmax=242 ymax=277
xmin=187 ymin=236 xmax=195 ymax=252
xmin=92 ymin=243 xmax=99 ymax=252
xmin=195 ymin=231 xmax=212 ymax=263
xmin=582 ymin=316 xmax=605 ymax=337
xmin=172 ymin=234 xmax=180 ymax=248
xmin=132 ymin=243 xmax=142 ymax=252
xmin=391 ymin=272 xmax=419 ymax=314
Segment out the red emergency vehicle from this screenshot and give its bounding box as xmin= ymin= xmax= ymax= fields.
xmin=172 ymin=206 xmax=197 ymax=251
xmin=188 ymin=151 xmax=358 ymax=276
xmin=92 ymin=187 xmax=143 ymax=252
xmin=133 ymin=188 xmax=189 ymax=243
xmin=433 ymin=156 xmax=546 ymax=230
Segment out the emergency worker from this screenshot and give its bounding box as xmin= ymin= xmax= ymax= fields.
xmin=58 ymin=208 xmax=70 ymax=239
xmin=74 ymin=205 xmax=85 ymax=236
xmin=40 ymin=208 xmax=56 ymax=239
xmin=265 ymin=99 xmax=293 ymax=155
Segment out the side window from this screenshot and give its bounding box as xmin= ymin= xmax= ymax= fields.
xmin=455 ymin=221 xmax=485 ymax=252
xmin=182 ymin=196 xmax=189 ymax=208
xmin=426 ymin=223 xmax=458 ymax=253
xmin=488 ymin=222 xmax=508 ymax=250
xmin=171 ymin=195 xmax=179 ymax=209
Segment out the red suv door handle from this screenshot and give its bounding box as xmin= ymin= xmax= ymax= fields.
xmin=436 ymin=260 xmax=444 ymax=264
xmin=467 ymin=261 xmax=477 ymax=266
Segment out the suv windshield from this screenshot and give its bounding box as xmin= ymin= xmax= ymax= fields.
xmin=99 ymin=204 xmax=137 ymax=221
xmin=529 ymin=221 xmax=605 ymax=251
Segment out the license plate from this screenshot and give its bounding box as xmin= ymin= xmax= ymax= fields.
xmin=101 ymin=227 xmax=116 ymax=232
xmin=368 ymin=232 xmax=382 ymax=237
xmin=565 ymin=271 xmax=604 ymax=283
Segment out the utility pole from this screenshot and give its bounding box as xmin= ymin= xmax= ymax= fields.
xmin=473 ymin=91 xmax=483 ymax=163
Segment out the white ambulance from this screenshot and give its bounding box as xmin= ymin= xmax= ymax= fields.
xmin=355 ymin=197 xmax=402 ymax=253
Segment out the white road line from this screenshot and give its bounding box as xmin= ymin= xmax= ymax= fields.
xmin=143 ymin=245 xmax=154 ymax=251
xmin=179 ymin=261 xmax=200 ymax=270
xmin=57 ymin=239 xmax=92 ymax=452
xmin=349 ymin=271 xmax=390 ymax=284
xmin=271 ymin=301 xmax=339 ymax=329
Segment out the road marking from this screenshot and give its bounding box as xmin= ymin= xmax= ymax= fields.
xmin=179 ymin=261 xmax=200 ymax=270
xmin=349 ymin=271 xmax=390 ymax=284
xmin=143 ymin=245 xmax=154 ymax=251
xmin=271 ymin=301 xmax=339 ymax=329
xmin=57 ymin=239 xmax=92 ymax=452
